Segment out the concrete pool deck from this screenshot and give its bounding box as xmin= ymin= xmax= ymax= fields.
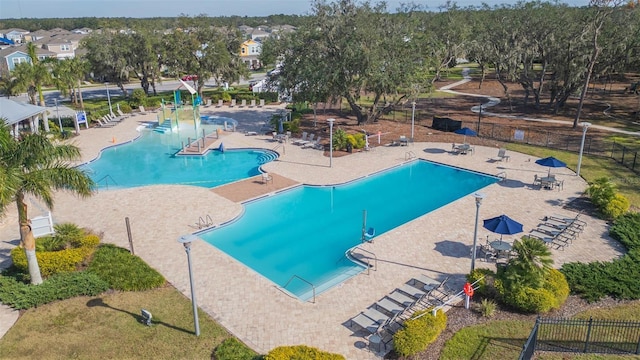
xmin=0 ymin=105 xmax=626 ymax=358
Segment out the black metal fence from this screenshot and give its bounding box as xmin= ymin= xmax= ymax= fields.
xmin=389 ymin=108 xmax=640 ymax=174
xmin=520 ymin=317 xmax=640 ymax=359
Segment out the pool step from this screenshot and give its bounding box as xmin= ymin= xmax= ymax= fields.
xmin=154 ymin=119 xmax=176 ymax=134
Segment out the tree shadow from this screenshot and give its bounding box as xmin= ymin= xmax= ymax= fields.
xmin=496 ymin=179 xmax=527 ymax=188
xmin=434 ymin=240 xmax=471 ymax=259
xmin=86 ymin=298 xmax=193 ymax=335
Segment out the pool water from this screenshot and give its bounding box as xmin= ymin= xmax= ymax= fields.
xmin=199 ymin=160 xmax=498 ymax=301
xmin=80 ymin=128 xmax=276 ymax=189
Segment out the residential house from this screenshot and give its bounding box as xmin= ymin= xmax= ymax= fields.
xmin=71 ymin=27 xmax=92 ymax=34
xmin=35 ymin=33 xmax=86 ymax=59
xmin=250 ymin=28 xmax=270 ymax=42
xmin=0 ymin=28 xmax=30 ymax=44
xmin=0 ymin=44 xmax=56 ymax=77
xmin=240 ymin=39 xmax=262 ymax=69
xmin=270 ymin=25 xmax=296 ymax=40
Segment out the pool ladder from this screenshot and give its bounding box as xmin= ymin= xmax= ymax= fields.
xmin=96 ymin=174 xmax=118 ymax=190
xmin=196 ymin=215 xmax=213 ymax=229
xmin=283 ymin=275 xmax=316 ymax=303
xmin=346 ymin=246 xmax=377 ymax=274
xmin=405 ymin=151 xmax=416 ymax=160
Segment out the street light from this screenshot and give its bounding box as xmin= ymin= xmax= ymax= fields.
xmin=576 ymin=122 xmax=591 ymax=177
xmin=105 ymin=82 xmax=113 ymax=117
xmin=470 ymin=193 xmax=485 ymax=272
xmin=54 ymin=99 xmax=62 ymax=134
xmin=410 ymin=101 xmax=416 ymax=142
xmin=467 ymin=192 xmax=484 ymax=310
xmin=328 ymin=118 xmax=335 ymax=168
xmin=177 ymin=234 xmax=200 ymax=336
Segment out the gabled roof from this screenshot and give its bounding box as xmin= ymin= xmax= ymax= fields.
xmin=0 ymin=98 xmax=47 ymax=126
xmin=0 ymin=44 xmax=57 ymax=58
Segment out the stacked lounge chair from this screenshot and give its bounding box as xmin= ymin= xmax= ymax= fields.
xmin=528 ymin=213 xmax=586 ymax=250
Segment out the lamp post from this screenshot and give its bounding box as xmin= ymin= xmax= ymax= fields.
xmin=477 ymin=102 xmax=482 ymax=133
xmin=467 ymin=192 xmax=484 ymax=309
xmin=328 ymin=118 xmax=335 ymax=168
xmin=105 ymin=82 xmax=113 ymax=117
xmin=54 ymin=99 xmax=62 ymax=133
xmin=410 ymin=101 xmax=416 ymax=142
xmin=576 ymin=122 xmax=591 ymax=177
xmin=177 ymin=234 xmax=200 ymax=336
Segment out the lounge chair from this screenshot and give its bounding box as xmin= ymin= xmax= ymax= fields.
xmin=250 ymin=99 xmax=256 ymax=107
xmin=492 ymin=148 xmax=510 ymax=162
xmin=240 ymin=99 xmax=247 ymax=107
xmin=297 ymin=133 xmax=314 ymax=146
xmin=549 ymin=214 xmax=587 ymax=228
xmin=261 ymin=173 xmax=273 ymax=184
xmin=302 ymin=136 xmax=321 ymax=149
xmin=398 ymin=283 xmax=426 ymax=300
xmin=386 ymin=290 xmax=415 ymax=307
xmin=96 ymin=118 xmax=115 ymax=127
xmin=292 ymin=132 xmax=308 ymax=145
xmin=117 ymin=109 xmax=130 ymax=118
xmin=230 ymin=99 xmax=236 ymax=107
xmin=350 ymin=313 xmax=381 ymax=334
xmin=138 ymin=105 xmax=147 ymax=115
xmin=216 ymin=99 xmax=223 ymax=107
xmin=375 ymin=297 xmax=405 ymax=315
xmin=259 ymin=99 xmax=265 ymax=107
xmin=107 ymin=113 xmax=123 ymax=123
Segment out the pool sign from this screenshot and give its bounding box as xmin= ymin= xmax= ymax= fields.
xmin=76 ymin=111 xmax=89 ymax=129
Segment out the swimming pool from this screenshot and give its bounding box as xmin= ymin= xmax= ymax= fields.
xmin=199 ymin=160 xmax=498 ymax=301
xmin=80 ymin=128 xmax=277 ymax=189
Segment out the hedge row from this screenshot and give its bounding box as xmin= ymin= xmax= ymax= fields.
xmin=87 ymin=244 xmax=165 ymax=291
xmin=264 ymin=345 xmax=345 ymax=360
xmin=561 ymin=213 xmax=640 ymax=302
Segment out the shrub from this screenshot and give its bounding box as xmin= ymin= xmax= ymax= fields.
xmin=129 ymin=88 xmax=147 ymax=108
xmin=393 ymin=309 xmax=447 ymax=357
xmin=561 ymin=213 xmax=640 ymax=302
xmin=264 ymin=345 xmax=345 ymax=360
xmin=346 ymin=134 xmax=366 ymax=149
xmin=0 ymin=271 xmax=109 ymax=309
xmin=88 ymin=244 xmax=165 ymax=291
xmin=503 ymin=284 xmax=557 ymax=313
xmin=332 ymin=128 xmax=348 ymax=151
xmin=544 ymin=268 xmax=570 ymax=309
xmin=587 ymin=177 xmax=616 ymax=209
xmin=609 ymin=212 xmax=640 ymax=251
xmin=479 ymin=298 xmax=497 ymax=318
xmin=117 ymin=102 xmax=132 ymax=113
xmin=603 ymin=194 xmax=630 ymax=219
xmin=11 ymin=245 xmax=96 ymax=278
xmin=467 ymin=268 xmax=495 ymax=298
xmin=222 ymin=92 xmax=232 ymax=102
xmin=213 ymin=338 xmax=259 ymax=360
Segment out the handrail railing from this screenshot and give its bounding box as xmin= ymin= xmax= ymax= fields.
xmin=272 ymin=143 xmax=285 ymax=154
xmin=283 ymin=275 xmax=316 ymax=303
xmin=96 ymin=174 xmax=118 ymax=190
xmin=411 ymin=276 xmax=487 ymax=320
xmin=405 ymin=151 xmax=416 ymax=160
xmin=196 ymin=215 xmax=214 ymax=229
xmin=346 ymin=246 xmax=377 ymax=274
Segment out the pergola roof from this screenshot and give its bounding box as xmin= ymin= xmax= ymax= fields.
xmin=0 ymin=98 xmax=47 ymax=126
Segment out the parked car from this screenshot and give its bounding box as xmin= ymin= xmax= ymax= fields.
xmin=181 ymin=75 xmax=198 ymax=81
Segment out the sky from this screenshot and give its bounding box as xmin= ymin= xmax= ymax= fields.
xmin=1 ymin=0 xmax=591 ymax=19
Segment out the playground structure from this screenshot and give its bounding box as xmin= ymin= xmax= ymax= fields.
xmin=155 ymin=79 xmax=202 ymax=134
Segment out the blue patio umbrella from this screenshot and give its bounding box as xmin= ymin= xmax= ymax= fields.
xmin=454 ymin=127 xmax=477 ymax=143
xmin=483 ymin=214 xmax=523 ymax=241
xmin=535 ymin=156 xmax=566 ymax=176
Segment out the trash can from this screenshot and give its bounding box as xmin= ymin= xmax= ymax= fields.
xmin=346 ymin=143 xmax=353 ymax=153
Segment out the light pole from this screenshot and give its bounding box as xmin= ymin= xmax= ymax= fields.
xmin=470 ymin=193 xmax=484 ymax=272
xmin=576 ymin=122 xmax=591 ymax=177
xmin=105 ymin=82 xmax=113 ymax=117
xmin=328 ymin=118 xmax=335 ymax=168
xmin=410 ymin=101 xmax=416 ymax=142
xmin=54 ymin=99 xmax=62 ymax=133
xmin=177 ymin=234 xmax=200 ymax=336
xmin=467 ymin=192 xmax=484 ymax=310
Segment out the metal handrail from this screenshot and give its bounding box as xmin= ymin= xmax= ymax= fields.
xmin=272 ymin=143 xmax=285 ymax=155
xmin=283 ymin=275 xmax=316 ymax=303
xmin=205 ymin=214 xmax=213 ymax=226
xmin=405 ymin=151 xmax=416 ymax=160
xmin=418 ymin=276 xmax=486 ymax=319
xmin=96 ymin=174 xmax=118 ymax=190
xmin=346 ymin=246 xmax=377 ymax=274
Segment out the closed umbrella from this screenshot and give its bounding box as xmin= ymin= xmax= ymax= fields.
xmin=483 ymin=214 xmax=523 ymax=242
xmin=535 ymin=156 xmax=566 ymax=176
xmin=454 ymin=127 xmax=477 ymax=144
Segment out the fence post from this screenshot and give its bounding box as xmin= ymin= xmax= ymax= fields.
xmin=611 ymin=141 xmax=616 ymax=159
xmin=584 ymin=317 xmax=594 ymax=353
xmin=633 ymin=152 xmax=637 ymax=173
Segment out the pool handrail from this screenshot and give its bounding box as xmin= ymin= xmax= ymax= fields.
xmin=283 ymin=275 xmax=316 ymax=304
xmin=96 ymin=174 xmax=118 ymax=190
xmin=346 ymin=245 xmax=377 ymax=274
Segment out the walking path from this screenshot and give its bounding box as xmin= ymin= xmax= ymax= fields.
xmin=0 ymin=102 xmax=627 ymax=358
xmin=441 ymin=68 xmax=640 ymax=137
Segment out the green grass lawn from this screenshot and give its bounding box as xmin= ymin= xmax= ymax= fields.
xmin=439 ymin=301 xmax=640 ymax=360
xmin=0 ymin=285 xmax=254 ymax=360
xmin=505 ymin=143 xmax=640 ymax=208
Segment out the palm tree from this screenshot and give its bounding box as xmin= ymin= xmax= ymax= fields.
xmin=0 ymin=124 xmax=94 ymax=284
xmin=505 ymin=236 xmax=553 ymax=288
